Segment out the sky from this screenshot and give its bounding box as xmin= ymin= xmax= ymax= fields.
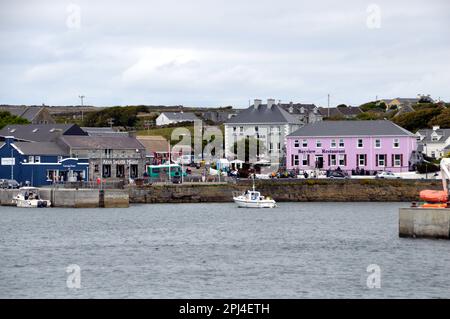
xmin=0 ymin=0 xmax=449 ymax=108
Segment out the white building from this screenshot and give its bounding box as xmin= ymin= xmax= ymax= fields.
xmin=224 ymin=99 xmax=302 ymax=164
xmin=416 ymin=126 xmax=450 ymax=159
xmin=155 ymin=112 xmax=200 ymax=126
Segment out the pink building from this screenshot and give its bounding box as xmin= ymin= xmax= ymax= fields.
xmin=286 ymin=120 xmax=417 ymax=174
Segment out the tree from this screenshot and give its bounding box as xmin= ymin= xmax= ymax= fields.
xmin=393 ymin=108 xmax=442 ymax=132
xmin=0 ymin=111 xmax=29 ymax=129
xmin=359 ymin=101 xmax=386 ymax=112
xmin=82 ymin=105 xmax=148 ymax=127
xmin=428 ymin=108 xmax=450 ymax=128
xmin=230 ymin=137 xmax=266 ymax=163
xmin=356 ymin=112 xmax=382 ymax=120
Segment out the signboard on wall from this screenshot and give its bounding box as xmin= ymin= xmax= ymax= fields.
xmin=1 ymin=158 xmax=15 ymax=165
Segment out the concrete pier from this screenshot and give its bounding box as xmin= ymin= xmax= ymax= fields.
xmin=0 ymin=188 xmax=129 ymax=208
xmin=399 ymin=208 xmax=450 ymax=239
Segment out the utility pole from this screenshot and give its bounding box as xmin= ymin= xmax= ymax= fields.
xmin=327 ymin=94 xmax=330 ymax=117
xmin=78 ymin=95 xmax=85 ymax=122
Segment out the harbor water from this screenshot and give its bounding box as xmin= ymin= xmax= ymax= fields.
xmin=1 ymin=202 xmax=450 ymax=298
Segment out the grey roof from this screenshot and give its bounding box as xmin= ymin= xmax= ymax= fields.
xmin=279 ymin=103 xmax=318 ymax=113
xmin=226 ymin=104 xmax=301 ymax=124
xmin=288 ymin=120 xmax=415 ymax=137
xmin=395 ymin=98 xmax=420 ymax=104
xmin=60 ymin=135 xmax=145 ymax=150
xmin=13 ymin=142 xmax=68 ymax=156
xmin=161 ymin=112 xmax=200 ymax=121
xmin=0 ymin=124 xmax=87 ymax=142
xmin=317 ymin=106 xmax=362 ymax=117
xmin=81 ymin=127 xmax=129 ymax=137
xmin=0 ymin=106 xmax=43 ymax=121
xmin=416 ymin=128 xmax=450 ymax=143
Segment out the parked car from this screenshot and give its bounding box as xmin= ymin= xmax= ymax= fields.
xmin=375 ymin=171 xmax=401 ymax=179
xmin=328 ymin=171 xmax=348 ymax=179
xmin=1 ymin=179 xmax=20 ymax=189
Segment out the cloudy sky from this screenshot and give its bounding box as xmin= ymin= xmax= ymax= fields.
xmin=0 ymin=0 xmax=449 ymax=108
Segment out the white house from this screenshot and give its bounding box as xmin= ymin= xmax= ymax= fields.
xmin=155 ymin=112 xmax=200 ymax=126
xmin=416 ymin=126 xmax=450 ymax=159
xmin=224 ymin=98 xmax=302 ymax=164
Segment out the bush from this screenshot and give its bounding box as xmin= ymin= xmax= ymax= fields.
xmin=415 ymin=162 xmax=440 ymax=174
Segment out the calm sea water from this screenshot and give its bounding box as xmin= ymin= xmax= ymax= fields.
xmin=1 ymin=202 xmax=450 ymax=299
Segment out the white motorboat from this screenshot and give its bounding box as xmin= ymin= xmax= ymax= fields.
xmin=13 ymin=187 xmax=51 ymax=208
xmin=233 ymin=181 xmax=276 ymax=208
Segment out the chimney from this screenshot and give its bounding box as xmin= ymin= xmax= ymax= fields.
xmin=254 ymin=99 xmax=262 ymax=110
xmin=267 ymin=98 xmax=276 ymax=109
xmin=433 ymin=125 xmax=440 ymax=131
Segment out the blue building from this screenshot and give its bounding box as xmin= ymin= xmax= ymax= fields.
xmin=0 ymin=137 xmax=89 ymax=186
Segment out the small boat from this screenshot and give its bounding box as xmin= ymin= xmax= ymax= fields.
xmin=233 ymin=179 xmax=276 ymax=208
xmin=13 ymin=187 xmax=51 ymax=208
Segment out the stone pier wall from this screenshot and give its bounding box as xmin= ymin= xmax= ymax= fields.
xmin=129 ymin=179 xmax=443 ymax=203
xmin=399 ymin=208 xmax=450 ymax=239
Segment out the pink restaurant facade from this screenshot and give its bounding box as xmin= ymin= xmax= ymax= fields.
xmin=286 ymin=121 xmax=417 ymax=174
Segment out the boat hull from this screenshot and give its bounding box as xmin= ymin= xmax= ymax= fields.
xmin=233 ymin=197 xmax=276 ymax=208
xmin=15 ymin=199 xmax=51 ymax=208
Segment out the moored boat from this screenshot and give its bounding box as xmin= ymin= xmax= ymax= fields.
xmin=233 ymin=180 xmax=276 ymax=208
xmin=13 ymin=187 xmax=51 ymax=208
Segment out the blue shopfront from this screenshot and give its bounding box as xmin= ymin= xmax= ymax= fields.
xmin=0 ymin=137 xmax=89 ymax=186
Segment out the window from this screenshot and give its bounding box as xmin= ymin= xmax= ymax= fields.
xmin=255 ymin=126 xmax=259 ymax=133
xmin=293 ymin=155 xmax=299 ymax=166
xmin=339 ymin=139 xmax=345 ymax=148
xmin=329 ymin=154 xmax=337 ymax=166
xmin=316 ymin=140 xmax=322 ymax=148
xmin=57 ymin=156 xmax=63 ymax=163
xmin=393 ymin=138 xmax=400 ymax=148
xmin=130 ymin=164 xmax=139 ymax=178
xmin=358 ymin=154 xmax=367 ymax=166
xmin=94 ymin=164 xmax=99 ymax=173
xmin=47 ymin=169 xmax=59 ymax=182
xmin=277 ymin=142 xmax=281 ymax=152
xmin=102 ymin=164 xmax=111 ymax=178
xmin=338 ymin=154 xmax=346 ymax=166
xmin=239 ymin=126 xmax=244 ymax=134
xmin=431 ymin=151 xmax=436 ymax=158
xmin=28 ymin=156 xmax=34 ymax=163
xmin=375 ymin=139 xmax=381 ymax=148
xmin=104 ymin=149 xmax=112 ymax=158
xmin=330 ymin=139 xmax=336 ymax=148
xmin=393 ymin=154 xmax=402 ymax=167
xmin=233 ymin=127 xmax=236 ymax=133
xmin=302 ymin=154 xmax=309 ymax=166
xmin=34 ymin=156 xmax=41 ymax=163
xmin=376 ymin=154 xmax=386 ymax=167
xmin=294 ymin=140 xmax=299 ymax=148
xmin=302 ymin=140 xmax=308 ymax=148
xmin=116 ymin=164 xmax=125 ymax=178
xmin=431 ymin=135 xmax=438 ymax=141
xmin=357 ymin=139 xmax=363 ymax=148
xmin=269 ymin=142 xmax=273 ymax=153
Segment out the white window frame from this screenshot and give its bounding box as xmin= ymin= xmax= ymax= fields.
xmin=394 ymin=154 xmax=401 ymax=167
xmin=330 ymin=154 xmax=337 ymax=166
xmin=302 ymin=154 xmax=308 ymax=166
xmin=338 ymin=154 xmax=345 ymax=166
xmin=294 ymin=140 xmax=299 ymax=148
xmin=377 ymin=154 xmax=386 ymax=167
xmin=338 ymin=139 xmax=345 ymax=148
xmin=375 ymin=139 xmax=381 ymax=148
xmin=358 ymin=154 xmax=366 ymax=166
xmin=393 ymin=138 xmax=400 ymax=148
xmin=316 ymin=140 xmax=322 ymax=148
xmin=293 ymin=155 xmax=299 ymax=166
xmin=302 ymin=140 xmax=308 ymax=148
xmin=34 ymin=156 xmax=41 ymax=163
xmin=330 ymin=139 xmax=337 ymax=148
xmin=357 ymin=139 xmax=363 ymax=148
xmin=28 ymin=156 xmax=34 ymax=163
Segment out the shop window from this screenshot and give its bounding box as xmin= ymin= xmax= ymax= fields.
xmin=130 ymin=164 xmax=139 ymax=178
xmin=116 ymin=164 xmax=125 ymax=178
xmin=103 ymin=164 xmax=111 ymax=178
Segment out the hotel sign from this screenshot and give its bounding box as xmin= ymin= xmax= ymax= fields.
xmin=102 ymin=159 xmax=139 ymax=165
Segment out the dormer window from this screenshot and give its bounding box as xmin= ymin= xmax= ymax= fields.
xmin=431 ymin=133 xmax=440 ymax=141
xmin=10 ymin=128 xmax=16 ymax=133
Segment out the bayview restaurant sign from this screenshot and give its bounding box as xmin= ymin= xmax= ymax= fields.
xmin=297 ymin=149 xmax=345 ymax=154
